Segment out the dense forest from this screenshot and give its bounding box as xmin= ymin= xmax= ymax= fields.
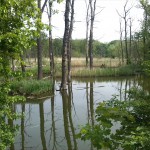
xmin=0 ymin=0 xmax=150 ymax=149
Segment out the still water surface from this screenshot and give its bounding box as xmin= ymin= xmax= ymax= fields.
xmin=10 ymin=76 xmax=150 ymax=150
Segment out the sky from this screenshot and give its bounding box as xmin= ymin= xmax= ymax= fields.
xmin=42 ymin=0 xmax=144 ymax=43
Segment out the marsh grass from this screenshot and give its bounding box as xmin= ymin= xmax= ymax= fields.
xmin=11 ymin=79 xmax=53 ymax=96
xmin=24 ymin=57 xmax=136 ymax=78
xmin=71 ymin=65 xmax=135 ymax=77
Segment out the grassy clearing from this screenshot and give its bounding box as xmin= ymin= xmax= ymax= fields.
xmin=10 ymin=79 xmax=53 ymax=96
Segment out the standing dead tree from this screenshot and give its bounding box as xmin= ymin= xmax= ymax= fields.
xmin=117 ymin=0 xmax=133 ymax=65
xmin=89 ymin=0 xmax=97 ymax=69
xmin=119 ymin=19 xmax=124 ymax=64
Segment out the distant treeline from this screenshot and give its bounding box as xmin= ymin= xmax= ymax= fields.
xmin=26 ymin=32 xmax=144 ymax=62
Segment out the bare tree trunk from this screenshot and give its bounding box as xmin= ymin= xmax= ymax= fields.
xmin=67 ymin=0 xmax=75 ymax=82
xmin=129 ymin=18 xmax=132 ymax=63
xmin=85 ymin=0 xmax=90 ymax=67
xmin=117 ymin=0 xmax=132 ymax=65
xmin=124 ymin=15 xmax=129 ymax=64
xmin=143 ymin=12 xmax=148 ymax=60
xmin=119 ymin=19 xmax=124 ymax=64
xmin=37 ymin=0 xmax=49 ymax=80
xmin=60 ymin=0 xmax=70 ymax=90
xmin=89 ymin=0 xmax=97 ymax=69
xmin=37 ymin=0 xmax=43 ymax=80
xmin=37 ymin=36 xmax=43 ymax=79
xmin=47 ymin=1 xmax=54 ymax=77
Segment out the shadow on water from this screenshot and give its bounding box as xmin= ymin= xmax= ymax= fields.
xmin=8 ymin=76 xmax=150 ymax=150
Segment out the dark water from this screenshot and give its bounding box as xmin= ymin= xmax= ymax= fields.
xmin=9 ymin=76 xmax=150 ymax=150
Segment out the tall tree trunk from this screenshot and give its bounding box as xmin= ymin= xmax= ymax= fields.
xmin=124 ymin=18 xmax=129 ymax=64
xmin=129 ymin=18 xmax=131 ymax=62
xmin=117 ymin=0 xmax=132 ymax=65
xmin=67 ymin=0 xmax=75 ymax=82
xmin=143 ymin=12 xmax=148 ymax=60
xmin=60 ymin=0 xmax=70 ymax=90
xmin=37 ymin=36 xmax=43 ymax=79
xmin=85 ymin=0 xmax=90 ymax=67
xmin=119 ymin=19 xmax=124 ymax=64
xmin=37 ymin=0 xmax=43 ymax=80
xmin=48 ymin=1 xmax=54 ymax=77
xmin=89 ymin=0 xmax=96 ymax=69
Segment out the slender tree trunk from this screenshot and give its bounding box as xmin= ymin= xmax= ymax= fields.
xmin=143 ymin=12 xmax=148 ymax=60
xmin=89 ymin=0 xmax=96 ymax=69
xmin=119 ymin=20 xmax=124 ymax=64
xmin=37 ymin=36 xmax=43 ymax=79
xmin=124 ymin=19 xmax=129 ymax=64
xmin=67 ymin=0 xmax=75 ymax=82
xmin=48 ymin=1 xmax=54 ymax=77
xmin=61 ymin=0 xmax=70 ymax=90
xmin=129 ymin=18 xmax=132 ymax=63
xmin=37 ymin=0 xmax=43 ymax=80
xmin=85 ymin=0 xmax=90 ymax=67
xmin=117 ymin=0 xmax=132 ymax=65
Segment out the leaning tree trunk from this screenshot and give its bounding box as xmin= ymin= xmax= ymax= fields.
xmin=60 ymin=0 xmax=70 ymax=90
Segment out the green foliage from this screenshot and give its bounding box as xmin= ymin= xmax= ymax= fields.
xmin=142 ymin=60 xmax=150 ymax=75
xmin=0 ymin=0 xmax=41 ymax=149
xmin=78 ymin=88 xmax=150 ymax=149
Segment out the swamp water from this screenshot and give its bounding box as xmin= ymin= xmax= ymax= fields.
xmin=9 ymin=76 xmax=150 ymax=150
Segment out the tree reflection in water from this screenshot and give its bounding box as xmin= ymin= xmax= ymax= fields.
xmin=8 ymin=77 xmax=150 ymax=150
xmin=61 ymin=82 xmax=78 ymax=150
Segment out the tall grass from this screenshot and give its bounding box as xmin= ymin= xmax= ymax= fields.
xmin=71 ymin=65 xmax=136 ymax=77
xmin=11 ymin=79 xmax=53 ymax=96
xmin=24 ymin=57 xmax=137 ymax=78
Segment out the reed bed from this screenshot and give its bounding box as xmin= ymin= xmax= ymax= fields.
xmin=11 ymin=79 xmax=53 ymax=96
